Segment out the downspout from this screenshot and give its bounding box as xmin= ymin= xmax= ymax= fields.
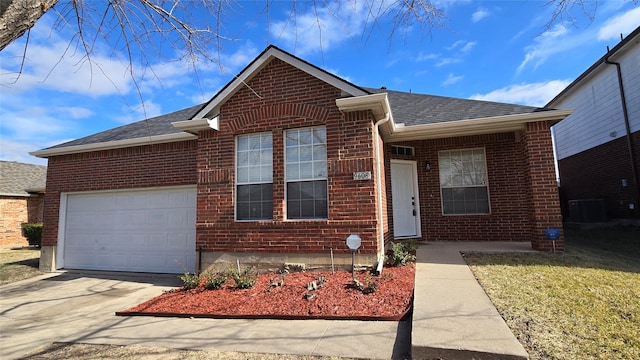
xmin=374 ymin=113 xmax=390 ymax=274
xmin=605 ymin=51 xmax=640 ymax=214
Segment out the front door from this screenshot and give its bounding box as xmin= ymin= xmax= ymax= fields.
xmin=390 ymin=160 xmax=421 ymax=238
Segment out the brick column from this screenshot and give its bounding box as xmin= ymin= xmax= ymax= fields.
xmin=522 ymin=121 xmax=564 ymax=251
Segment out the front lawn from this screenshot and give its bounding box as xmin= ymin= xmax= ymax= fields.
xmin=464 ymin=226 xmax=640 ymax=360
xmin=0 ymin=246 xmax=42 ymax=285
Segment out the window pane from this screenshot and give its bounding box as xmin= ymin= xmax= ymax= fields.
xmin=300 ymin=145 xmax=312 ymax=161
xmin=286 ymin=164 xmax=299 ymax=180
xmin=299 ymin=129 xmax=312 ymax=145
xmin=439 ymin=148 xmax=489 ymax=215
xmin=287 ymin=180 xmax=328 ymax=219
xmin=237 ymin=184 xmax=273 ymax=220
xmin=236 ymin=133 xmax=273 ymax=220
xmin=237 ymin=136 xmax=249 ymax=151
xmin=314 ymin=161 xmax=327 ymax=178
xmin=299 ymin=162 xmax=313 ymax=178
xmin=286 ymin=147 xmax=299 ymax=162
xmin=285 ymin=127 xmax=328 ymax=219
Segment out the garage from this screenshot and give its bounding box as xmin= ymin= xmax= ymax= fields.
xmin=60 ymin=187 xmax=196 ymax=273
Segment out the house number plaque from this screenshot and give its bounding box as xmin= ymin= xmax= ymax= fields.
xmin=353 ymin=171 xmax=372 ymax=180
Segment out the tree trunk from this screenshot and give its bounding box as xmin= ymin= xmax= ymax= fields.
xmin=0 ymin=0 xmax=59 ymax=51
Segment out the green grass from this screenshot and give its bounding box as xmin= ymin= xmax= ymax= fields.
xmin=464 ymin=226 xmax=640 ymax=360
xmin=0 ymin=247 xmax=42 ymax=285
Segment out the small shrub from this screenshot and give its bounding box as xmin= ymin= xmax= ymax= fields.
xmin=231 ymin=266 xmax=257 ymax=289
xmin=179 ymin=272 xmax=201 ymax=290
xmin=202 ymin=271 xmax=228 ymax=290
xmin=351 ymin=274 xmax=379 ymax=294
xmin=21 ymin=223 xmax=43 ymax=247
xmin=386 ymin=240 xmax=417 ymax=266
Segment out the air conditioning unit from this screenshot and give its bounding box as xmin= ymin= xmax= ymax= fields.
xmin=568 ymin=199 xmax=606 ymax=223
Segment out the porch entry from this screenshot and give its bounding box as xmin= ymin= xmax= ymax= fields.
xmin=390 ymin=160 xmax=421 ymax=238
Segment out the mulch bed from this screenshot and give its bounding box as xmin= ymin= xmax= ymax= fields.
xmin=117 ymin=265 xmax=415 ymax=321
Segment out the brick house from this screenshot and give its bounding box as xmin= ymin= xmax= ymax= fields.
xmin=549 ymin=26 xmax=639 ymax=221
xmin=0 ymin=161 xmax=46 ymax=246
xmin=32 ymin=46 xmax=570 ymax=274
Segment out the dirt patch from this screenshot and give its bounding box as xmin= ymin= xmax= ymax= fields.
xmin=118 ymin=265 xmax=414 ymax=320
xmin=23 ymin=342 xmax=352 ymax=360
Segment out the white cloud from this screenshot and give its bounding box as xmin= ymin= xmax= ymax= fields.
xmin=115 ymin=100 xmax=163 ymax=124
xmin=445 ymin=40 xmax=476 ymax=53
xmin=0 ymin=38 xmax=133 ymax=97
xmin=436 ymin=58 xmax=462 ymax=67
xmin=517 ymin=23 xmax=586 ymax=73
xmin=459 ymin=41 xmax=477 ymax=53
xmin=54 ymin=107 xmax=95 ymax=119
xmin=469 ymin=80 xmax=572 ymax=107
xmin=597 ymin=7 xmax=640 ymax=41
xmin=472 ymin=8 xmax=490 ymax=23
xmin=271 ymin=2 xmax=367 ymax=55
xmin=442 ymin=73 xmax=463 ymax=86
xmin=0 ymin=139 xmax=48 ymax=165
xmin=414 ymin=52 xmax=440 ymax=62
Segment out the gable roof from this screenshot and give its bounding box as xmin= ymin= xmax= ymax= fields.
xmin=32 ymin=44 xmax=572 ymax=158
xmin=547 ymin=25 xmax=640 ymax=107
xmin=0 ymin=161 xmax=47 ymax=196
xmin=174 ymin=45 xmax=370 ymax=133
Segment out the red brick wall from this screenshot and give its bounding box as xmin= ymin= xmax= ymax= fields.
xmin=386 ymin=132 xmax=532 ymax=242
xmin=0 ymin=195 xmax=44 ymax=246
xmin=41 ymin=141 xmax=197 ymax=247
xmin=558 ymin=130 xmax=640 ymax=219
xmin=383 ymin=123 xmax=563 ymax=251
xmin=0 ymin=194 xmax=44 ymax=245
xmin=196 ymin=58 xmax=381 ymax=256
xmin=521 ymin=121 xmax=564 ymax=251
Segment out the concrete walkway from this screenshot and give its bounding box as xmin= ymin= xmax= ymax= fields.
xmin=0 ymin=242 xmax=535 ymax=360
xmin=412 ymin=242 xmax=535 ymax=359
xmin=0 ymin=271 xmax=410 ymax=360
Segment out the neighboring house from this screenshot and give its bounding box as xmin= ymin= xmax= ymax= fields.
xmin=0 ymin=161 xmax=46 ymax=246
xmin=549 ymin=26 xmax=640 ymax=222
xmin=31 ymin=46 xmax=570 ymax=274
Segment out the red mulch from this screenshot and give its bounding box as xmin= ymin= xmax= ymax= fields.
xmin=117 ymin=265 xmax=415 ymax=321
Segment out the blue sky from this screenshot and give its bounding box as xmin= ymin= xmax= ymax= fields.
xmin=1 ymin=1 xmax=639 ymax=165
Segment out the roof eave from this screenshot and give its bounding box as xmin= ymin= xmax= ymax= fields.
xmin=385 ymin=109 xmax=573 ymax=142
xmin=30 ymin=132 xmax=197 ymax=158
xmin=172 ymin=116 xmax=219 ymax=134
xmin=335 ymin=93 xmax=391 ymax=119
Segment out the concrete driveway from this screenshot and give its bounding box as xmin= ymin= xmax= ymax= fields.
xmin=0 ymin=271 xmax=410 ymax=360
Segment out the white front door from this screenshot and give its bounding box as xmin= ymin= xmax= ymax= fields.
xmin=391 ymin=160 xmax=421 ymax=238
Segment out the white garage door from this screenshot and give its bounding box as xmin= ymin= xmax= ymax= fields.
xmin=62 ymin=187 xmax=196 ymax=273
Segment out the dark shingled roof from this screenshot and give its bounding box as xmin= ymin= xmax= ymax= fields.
xmin=42 ymin=86 xmax=548 ymax=152
xmin=44 ymin=104 xmax=203 ymax=150
xmin=0 ymin=161 xmax=47 ymax=196
xmin=366 ymin=88 xmax=544 ymax=126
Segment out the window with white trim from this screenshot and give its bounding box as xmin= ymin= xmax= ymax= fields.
xmin=285 ymin=126 xmax=328 ymax=219
xmin=236 ymin=132 xmax=273 ymax=220
xmin=439 ymin=148 xmax=490 ymax=215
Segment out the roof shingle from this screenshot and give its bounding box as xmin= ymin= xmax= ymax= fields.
xmin=0 ymin=161 xmax=47 ymax=196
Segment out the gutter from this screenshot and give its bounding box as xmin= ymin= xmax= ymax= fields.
xmin=374 ymin=113 xmax=390 ymax=275
xmin=605 ymin=53 xmax=640 ymax=213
